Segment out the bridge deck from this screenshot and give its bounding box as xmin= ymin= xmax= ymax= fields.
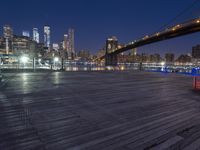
xmin=0 ymin=71 xmax=200 ymax=150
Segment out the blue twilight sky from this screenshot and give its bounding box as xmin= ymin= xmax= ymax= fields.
xmin=1 ymin=0 xmax=200 ymax=56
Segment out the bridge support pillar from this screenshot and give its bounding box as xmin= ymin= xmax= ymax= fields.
xmin=105 ymin=54 xmax=118 ymax=66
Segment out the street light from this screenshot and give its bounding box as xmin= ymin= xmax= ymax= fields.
xmin=54 ymin=57 xmax=59 ymax=70
xmin=54 ymin=57 xmax=59 ymax=62
xmin=20 ymin=56 xmax=29 ymax=69
xmin=161 ymin=61 xmax=166 ymax=72
xmin=20 ymin=56 xmax=29 ymax=64
xmin=161 ymin=61 xmax=165 ymax=66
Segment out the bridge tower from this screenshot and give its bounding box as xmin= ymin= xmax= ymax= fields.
xmin=105 ymin=36 xmax=118 ymax=66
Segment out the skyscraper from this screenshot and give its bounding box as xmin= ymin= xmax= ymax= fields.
xmin=44 ymin=26 xmax=50 ymax=48
xmin=68 ymin=28 xmax=75 ymax=59
xmin=3 ymin=25 xmax=13 ymax=54
xmin=33 ymin=28 xmax=39 ymax=43
xmin=63 ymin=29 xmax=75 ymax=59
xmin=22 ymin=30 xmax=30 ymax=37
xmin=63 ymin=34 xmax=69 ymax=51
xmin=3 ymin=25 xmax=13 ymax=39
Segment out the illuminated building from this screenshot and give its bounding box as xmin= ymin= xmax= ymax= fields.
xmin=63 ymin=34 xmax=69 ymax=51
xmin=78 ymin=50 xmax=90 ymax=60
xmin=52 ymin=43 xmax=59 ymax=51
xmin=12 ymin=36 xmax=37 ymax=56
xmin=22 ymin=30 xmax=30 ymax=37
xmin=3 ymin=25 xmax=13 ymax=54
xmin=33 ymin=28 xmax=39 ymax=43
xmin=3 ymin=25 xmax=13 ymax=39
xmin=176 ymin=54 xmax=191 ymax=63
xmin=63 ymin=29 xmax=75 ymax=59
xmin=165 ymin=53 xmax=175 ymax=63
xmin=68 ymin=28 xmax=75 ymax=59
xmin=44 ymin=26 xmax=50 ymax=48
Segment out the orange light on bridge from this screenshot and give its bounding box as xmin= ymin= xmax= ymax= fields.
xmin=196 ymin=20 xmax=200 ymax=23
xmin=143 ymin=35 xmax=149 ymax=40
xmin=120 ymin=66 xmax=125 ymax=71
xmin=156 ymin=33 xmax=160 ymax=36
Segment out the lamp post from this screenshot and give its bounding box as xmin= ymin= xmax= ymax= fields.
xmin=20 ymin=56 xmax=29 ymax=69
xmin=161 ymin=61 xmax=166 ymax=72
xmin=54 ymin=57 xmax=59 ymax=70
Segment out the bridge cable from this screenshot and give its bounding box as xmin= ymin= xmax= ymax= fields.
xmin=156 ymin=0 xmax=200 ymax=32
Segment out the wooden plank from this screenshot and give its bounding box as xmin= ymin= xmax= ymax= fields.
xmin=149 ymin=136 xmax=183 ymax=150
xmin=183 ymin=138 xmax=200 ymax=150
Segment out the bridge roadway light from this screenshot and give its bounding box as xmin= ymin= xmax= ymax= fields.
xmin=196 ymin=20 xmax=200 ymax=23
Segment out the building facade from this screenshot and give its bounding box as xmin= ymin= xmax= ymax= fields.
xmin=165 ymin=53 xmax=175 ymax=63
xmin=44 ymin=26 xmax=50 ymax=48
xmin=62 ymin=29 xmax=75 ymax=60
xmin=68 ymin=28 xmax=75 ymax=59
xmin=12 ymin=36 xmax=37 ymax=57
xmin=22 ymin=31 xmax=30 ymax=37
xmin=3 ymin=25 xmax=13 ymax=39
xmin=192 ymin=45 xmax=200 ymax=59
xmin=33 ymin=28 xmax=39 ymax=43
xmin=3 ymin=25 xmax=13 ymax=54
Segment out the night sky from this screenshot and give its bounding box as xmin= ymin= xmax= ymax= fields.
xmin=1 ymin=0 xmax=200 ymax=56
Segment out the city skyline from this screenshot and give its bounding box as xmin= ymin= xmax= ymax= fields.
xmin=1 ymin=1 xmax=200 ymax=150
xmin=1 ymin=0 xmax=200 ymax=55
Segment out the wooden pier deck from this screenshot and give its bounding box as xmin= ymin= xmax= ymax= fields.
xmin=0 ymin=71 xmax=200 ymax=150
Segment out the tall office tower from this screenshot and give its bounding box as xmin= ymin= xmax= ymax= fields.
xmin=63 ymin=34 xmax=69 ymax=50
xmin=3 ymin=25 xmax=13 ymax=54
xmin=3 ymin=25 xmax=13 ymax=39
xmin=33 ymin=28 xmax=39 ymax=43
xmin=22 ymin=30 xmax=30 ymax=37
xmin=44 ymin=26 xmax=51 ymax=48
xmin=68 ymin=28 xmax=75 ymax=59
